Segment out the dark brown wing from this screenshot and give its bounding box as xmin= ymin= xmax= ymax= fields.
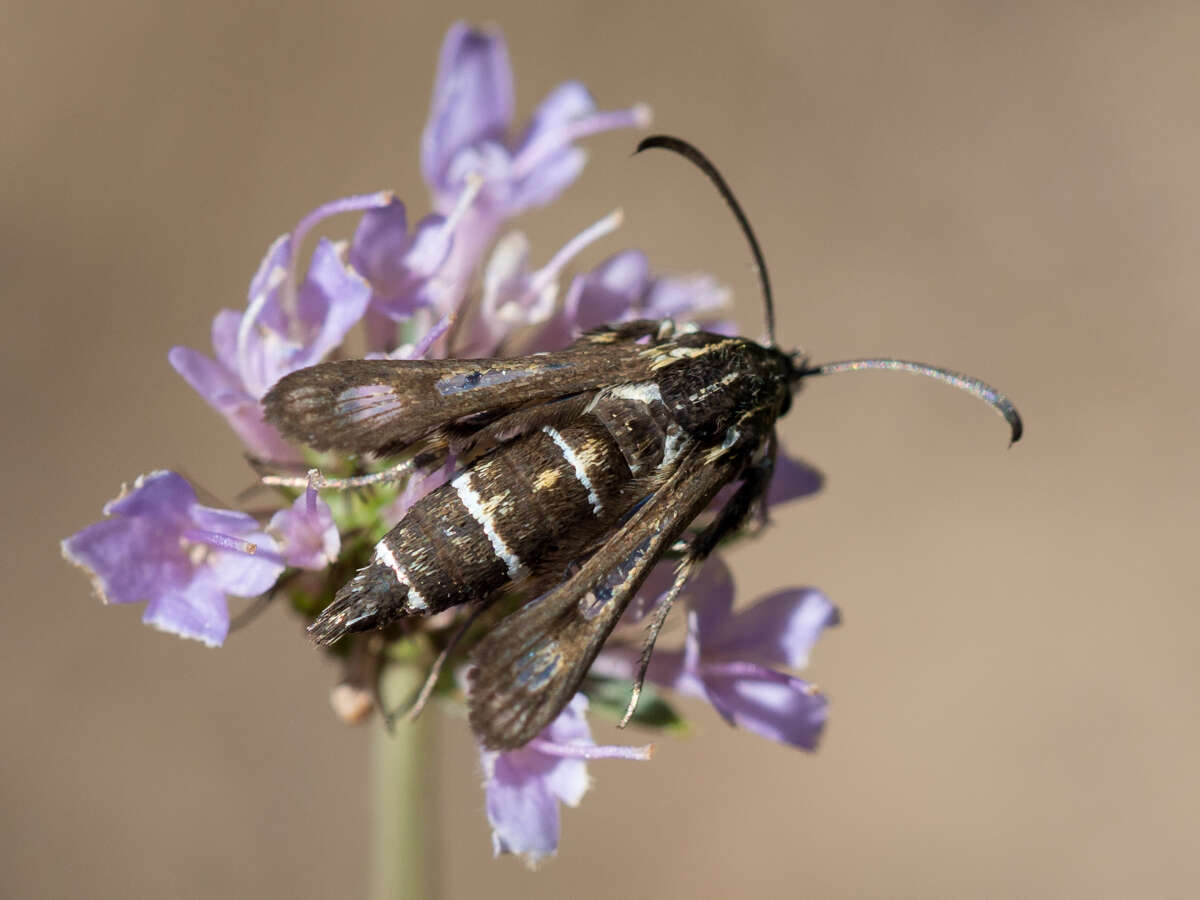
xmin=262 ymin=341 xmax=651 ymax=454
xmin=467 ymin=447 xmax=743 ymax=750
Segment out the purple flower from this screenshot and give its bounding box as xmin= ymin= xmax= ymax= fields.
xmin=169 ymin=193 xmax=389 ymax=459
xmin=349 ymin=187 xmax=490 ymax=353
xmin=458 ymin=209 xmax=625 ymax=355
xmin=480 ymin=693 xmax=651 ymax=865
xmin=422 ymin=23 xmax=650 ymax=220
xmin=595 ymin=557 xmax=839 ymax=750
xmin=536 ymin=249 xmax=732 ymax=349
xmin=420 ymin=23 xmax=649 ymax=320
xmin=61 ymin=471 xmax=284 ymax=647
xmin=267 ymin=486 xmax=339 ymax=571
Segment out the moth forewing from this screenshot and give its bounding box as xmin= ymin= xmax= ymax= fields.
xmin=262 ymin=337 xmax=656 ymax=455
xmin=467 ymin=445 xmax=748 ymax=749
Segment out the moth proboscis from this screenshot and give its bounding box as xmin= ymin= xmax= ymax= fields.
xmin=263 ymin=135 xmax=1022 ymax=750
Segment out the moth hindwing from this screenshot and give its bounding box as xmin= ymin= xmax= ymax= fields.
xmin=262 ymin=135 xmax=1022 ymax=751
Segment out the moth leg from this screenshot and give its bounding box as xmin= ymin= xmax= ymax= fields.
xmin=392 ymin=600 xmax=493 ymax=727
xmin=258 ymin=445 xmax=447 ymax=491
xmin=620 ymin=454 xmax=776 ymax=726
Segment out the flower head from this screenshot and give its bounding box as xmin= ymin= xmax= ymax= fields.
xmin=62 ymin=471 xmax=284 ymax=647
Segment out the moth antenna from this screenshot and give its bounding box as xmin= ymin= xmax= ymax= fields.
xmin=635 ymin=135 xmax=777 ymax=347
xmin=804 ymin=358 xmax=1023 ymax=445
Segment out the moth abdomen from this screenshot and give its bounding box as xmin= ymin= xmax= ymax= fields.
xmin=308 ymin=403 xmax=678 ymax=644
xmin=307 ymin=565 xmax=409 ymax=644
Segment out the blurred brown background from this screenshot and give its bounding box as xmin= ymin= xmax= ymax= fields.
xmin=6 ymin=1 xmax=1199 ymax=898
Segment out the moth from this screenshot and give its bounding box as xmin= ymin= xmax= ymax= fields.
xmin=263 ymin=135 xmax=1022 ymax=750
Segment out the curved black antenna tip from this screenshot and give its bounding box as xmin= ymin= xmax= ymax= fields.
xmin=635 ymin=135 xmax=678 ymax=155
xmin=1007 ymin=410 xmax=1023 ymax=447
xmin=633 ymin=134 xmax=776 ymax=346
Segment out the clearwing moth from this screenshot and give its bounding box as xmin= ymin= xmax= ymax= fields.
xmin=263 ymin=135 xmax=1022 ymax=750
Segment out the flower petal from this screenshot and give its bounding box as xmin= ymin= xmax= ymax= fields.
xmin=535 ymin=694 xmax=592 ymax=806
xmin=516 ymin=81 xmax=596 ymax=150
xmin=564 ymin=250 xmax=651 ymax=333
xmin=643 ymin=272 xmax=730 ymax=319
xmin=422 ymin=23 xmax=514 ymax=191
xmin=348 ymin=198 xmax=411 ymax=289
xmin=485 ymin=752 xmax=561 ymax=864
xmin=141 ymin=569 xmax=232 ymax=648
xmin=268 ymin=492 xmax=340 ymax=571
xmin=62 ymin=517 xmax=190 ymax=606
xmin=211 ymin=309 xmax=244 ymax=374
xmin=767 ymin=448 xmax=824 ymax=507
xmin=509 ymin=146 xmax=587 ymax=212
xmin=287 ymin=237 xmax=373 ymax=374
xmin=702 ymin=588 xmax=839 ymax=670
xmin=701 ymin=662 xmax=829 ymax=750
xmin=201 ymin=528 xmax=284 ymax=597
xmin=102 ymin=469 xmax=196 ymax=521
xmin=167 ymin=346 xmax=298 ymax=460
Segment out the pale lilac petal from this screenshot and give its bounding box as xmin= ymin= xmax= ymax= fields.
xmin=102 ymin=469 xmax=195 ymax=521
xmin=62 ymin=517 xmax=190 ymax=606
xmin=247 ymin=234 xmax=291 ymax=306
xmin=203 ymin=530 xmax=284 ymax=597
xmin=348 ymin=198 xmax=411 ymax=288
xmin=288 ymin=238 xmax=373 ymax=372
xmin=141 ymin=570 xmax=231 ymax=648
xmin=422 ymin=23 xmax=514 ymax=190
xmin=168 ymin=345 xmax=248 ymax=409
xmin=508 ymin=146 xmax=587 ymax=212
xmin=167 ymin=346 xmax=297 ymax=461
xmin=210 ymin=309 xmax=243 ymax=374
xmin=701 ymin=318 xmax=740 ymax=337
xmin=405 ymin=214 xmax=456 ymax=277
xmin=767 ymin=448 xmax=824 ymax=507
xmin=701 ymin=588 xmax=839 ymax=670
xmin=643 ymin=273 xmax=729 ymax=319
xmin=682 ymin=556 xmax=736 ymax=630
xmin=188 ymin=503 xmax=263 ymax=537
xmin=516 ymin=81 xmax=596 ymax=148
xmin=565 ymin=250 xmax=650 ymax=331
xmin=268 ymin=492 xmax=340 ymax=570
xmin=535 ymin=694 xmax=591 ymax=806
xmin=701 ymin=662 xmax=828 ymax=750
xmin=485 ymin=753 xmax=561 ymax=863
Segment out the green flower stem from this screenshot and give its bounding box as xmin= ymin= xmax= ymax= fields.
xmin=370 ymin=664 xmax=434 ymax=900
